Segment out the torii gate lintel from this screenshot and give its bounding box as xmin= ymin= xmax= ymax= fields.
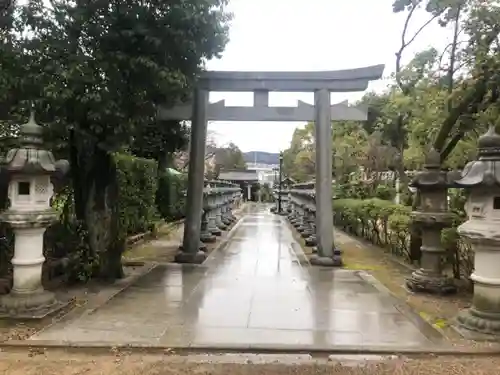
xmin=174 ymin=64 xmax=385 ymax=265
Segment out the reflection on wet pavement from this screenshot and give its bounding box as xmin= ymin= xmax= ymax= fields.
xmin=32 ymin=204 xmax=438 ymax=349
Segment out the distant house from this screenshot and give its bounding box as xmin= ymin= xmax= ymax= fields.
xmin=218 ymin=169 xmax=259 ymax=201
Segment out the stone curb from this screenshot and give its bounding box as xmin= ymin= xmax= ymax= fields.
xmin=1 ymin=341 xmax=500 ymax=356
xmin=356 ymin=271 xmax=447 ymax=343
xmin=202 ymin=209 xmax=246 ymax=265
xmin=19 ymin=205 xmax=247 ymax=336
xmin=336 ymin=229 xmax=459 ymax=339
xmin=19 ymin=262 xmax=158 ymax=339
xmin=126 ymin=218 xmax=185 ymax=248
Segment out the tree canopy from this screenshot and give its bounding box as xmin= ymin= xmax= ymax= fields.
xmin=283 ymin=0 xmax=500 ymax=184
xmin=0 ymin=0 xmax=232 ymax=280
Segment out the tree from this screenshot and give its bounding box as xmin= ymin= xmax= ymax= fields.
xmin=209 ymin=142 xmax=246 ymax=178
xmin=282 ymin=2 xmax=500 ymax=194
xmin=6 ymin=0 xmax=231 ymax=280
xmin=282 ymin=122 xmax=315 ymax=182
xmin=130 ymin=120 xmax=189 ymax=174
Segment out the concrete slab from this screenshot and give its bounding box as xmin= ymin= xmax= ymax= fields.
xmin=30 ymin=204 xmax=443 ymax=349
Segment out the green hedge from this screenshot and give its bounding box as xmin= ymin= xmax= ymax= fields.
xmin=1 ymin=152 xmax=194 ymax=284
xmin=333 ymin=197 xmax=473 ymax=282
xmin=115 ymin=153 xmax=159 ymax=235
xmin=156 ymin=171 xmax=187 ymax=221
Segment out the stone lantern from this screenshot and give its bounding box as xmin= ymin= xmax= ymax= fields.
xmin=406 ymin=148 xmax=456 ymax=295
xmin=455 ymin=126 xmax=500 ymax=336
xmin=0 ymin=111 xmax=69 ymax=317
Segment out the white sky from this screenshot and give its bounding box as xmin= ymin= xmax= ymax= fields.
xmin=206 ymin=0 xmax=452 ymax=152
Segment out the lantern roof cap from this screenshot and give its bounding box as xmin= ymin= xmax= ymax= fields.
xmin=19 ymin=110 xmax=43 ymax=148
xmin=478 ymin=126 xmax=500 ymax=157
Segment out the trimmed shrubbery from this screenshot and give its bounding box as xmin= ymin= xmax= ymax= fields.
xmin=115 ymin=153 xmax=159 ymax=235
xmin=333 ymin=184 xmax=473 ymax=284
xmin=156 ymin=171 xmax=187 ymax=221
xmin=1 ymin=153 xmax=188 ymax=284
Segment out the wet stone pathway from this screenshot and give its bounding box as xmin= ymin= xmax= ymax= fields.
xmin=31 ymin=205 xmax=441 ymax=349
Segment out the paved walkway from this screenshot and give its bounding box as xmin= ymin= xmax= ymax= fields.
xmin=31 ymin=205 xmax=441 ymax=349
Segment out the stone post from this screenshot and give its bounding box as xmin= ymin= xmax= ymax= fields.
xmin=406 ymin=149 xmax=456 ymax=294
xmin=312 ymin=89 xmax=340 ymax=267
xmin=207 ymin=187 xmax=222 ymax=236
xmin=177 ymin=89 xmax=209 ymax=264
xmin=228 ymin=189 xmax=237 ymax=222
xmin=293 ymin=204 xmax=304 ymax=231
xmin=215 ymin=190 xmax=227 ymax=231
xmin=296 ymin=204 xmax=307 ymax=233
xmin=305 ymin=204 xmax=317 ymax=248
xmin=221 ymin=191 xmax=232 ymax=226
xmin=0 ymin=112 xmax=69 ymax=318
xmin=288 ymin=197 xmax=299 ymax=224
xmin=200 ymin=187 xmax=216 ymax=244
xmin=455 ymin=127 xmax=500 ymax=336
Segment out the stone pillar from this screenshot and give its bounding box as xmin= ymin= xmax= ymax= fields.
xmin=455 ymin=127 xmax=500 ymax=336
xmin=406 ymin=149 xmax=455 ymax=294
xmin=221 ymin=192 xmax=232 ymax=226
xmin=311 ymin=89 xmax=340 ymax=267
xmin=200 ymin=190 xmax=216 ymax=244
xmin=177 ymin=89 xmax=209 ymax=264
xmin=305 ymin=209 xmax=317 ymax=247
xmin=296 ymin=205 xmax=307 ymax=232
xmin=207 ymin=189 xmax=222 ymax=236
xmin=247 ymin=184 xmax=251 ymax=201
xmin=228 ymin=190 xmax=237 ymax=222
xmin=215 ymin=193 xmax=227 ymax=231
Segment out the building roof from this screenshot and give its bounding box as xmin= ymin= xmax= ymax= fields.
xmin=218 ymin=169 xmax=259 ymax=182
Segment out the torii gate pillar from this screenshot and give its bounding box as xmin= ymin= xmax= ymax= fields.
xmin=162 ymin=65 xmax=385 ymax=264
xmin=175 ymin=88 xmax=209 ymax=263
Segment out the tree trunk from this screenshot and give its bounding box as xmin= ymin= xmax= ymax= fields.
xmin=82 ymin=146 xmax=124 ymax=282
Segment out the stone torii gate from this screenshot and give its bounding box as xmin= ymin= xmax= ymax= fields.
xmin=159 ymin=65 xmax=384 ymax=265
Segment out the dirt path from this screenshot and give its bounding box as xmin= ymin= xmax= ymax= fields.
xmin=1 ymin=349 xmax=500 ymax=374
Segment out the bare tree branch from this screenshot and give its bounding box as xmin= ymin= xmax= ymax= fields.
xmin=395 ymin=5 xmax=444 ymax=94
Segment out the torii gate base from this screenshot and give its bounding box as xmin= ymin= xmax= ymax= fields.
xmin=159 ymin=66 xmax=385 ymax=266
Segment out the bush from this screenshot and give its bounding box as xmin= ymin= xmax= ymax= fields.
xmin=1 ymin=153 xmax=166 ymax=284
xmin=114 ymin=153 xmax=159 ymax=235
xmin=156 ymin=171 xmax=187 ymax=221
xmin=333 ymin=197 xmax=472 ymax=282
xmin=374 ymin=184 xmax=396 ymax=201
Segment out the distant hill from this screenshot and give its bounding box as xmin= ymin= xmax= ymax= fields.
xmin=243 ymin=151 xmax=280 ymax=165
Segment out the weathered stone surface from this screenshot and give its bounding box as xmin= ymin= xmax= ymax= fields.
xmin=31 ymin=205 xmax=437 ymax=349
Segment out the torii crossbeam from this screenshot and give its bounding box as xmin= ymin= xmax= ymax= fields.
xmin=163 ymin=65 xmax=384 ymax=266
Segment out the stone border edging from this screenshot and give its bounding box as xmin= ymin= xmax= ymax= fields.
xmin=1 ymin=341 xmax=500 ymax=356
xmin=3 ymin=262 xmax=159 ymax=342
xmin=357 ymin=271 xmax=447 ymax=343
xmin=335 ymin=228 xmax=458 ymax=339
xmin=126 ymin=218 xmax=185 ymax=247
xmin=202 ymin=211 xmax=246 ymax=265
xmin=3 ymin=206 xmax=247 ymax=343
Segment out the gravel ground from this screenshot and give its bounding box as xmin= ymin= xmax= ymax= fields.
xmin=1 ymin=350 xmax=500 ymax=374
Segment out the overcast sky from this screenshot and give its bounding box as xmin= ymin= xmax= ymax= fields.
xmin=205 ymin=0 xmax=452 ymax=153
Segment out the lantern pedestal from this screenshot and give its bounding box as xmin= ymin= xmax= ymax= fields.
xmin=456 ymin=222 xmax=500 ymax=336
xmin=0 ymin=210 xmax=66 ymax=318
xmin=452 ymin=126 xmax=500 ymax=338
